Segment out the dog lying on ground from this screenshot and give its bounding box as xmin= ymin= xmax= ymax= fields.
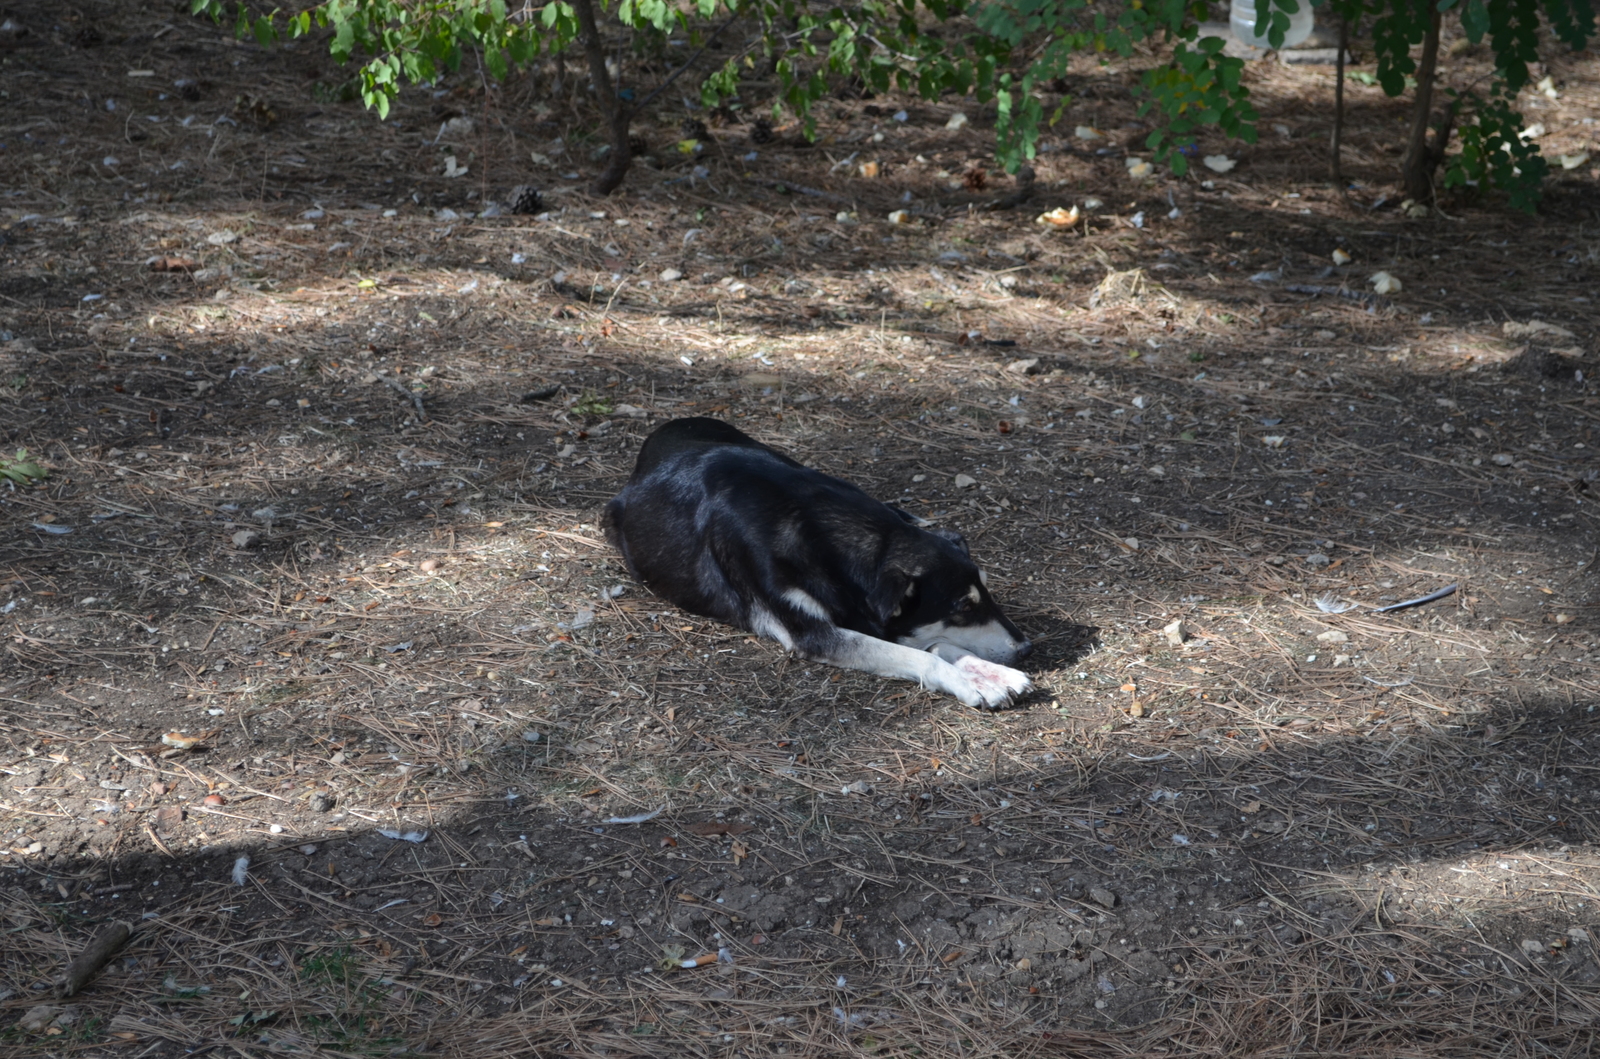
xmin=602 ymin=417 xmax=1033 ymax=708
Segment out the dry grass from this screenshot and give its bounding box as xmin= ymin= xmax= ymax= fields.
xmin=4 ymin=3 xmax=1600 ymax=1057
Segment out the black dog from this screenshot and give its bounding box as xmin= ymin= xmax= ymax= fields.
xmin=603 ymin=418 xmax=1032 ymax=708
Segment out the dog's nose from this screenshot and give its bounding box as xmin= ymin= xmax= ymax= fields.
xmin=1014 ymin=639 xmax=1033 ymax=660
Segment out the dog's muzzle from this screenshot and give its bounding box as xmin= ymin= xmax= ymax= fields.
xmin=924 ymin=637 xmax=1031 ymax=667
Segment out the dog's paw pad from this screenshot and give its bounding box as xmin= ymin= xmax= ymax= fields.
xmin=952 ymin=655 xmax=1031 ymax=708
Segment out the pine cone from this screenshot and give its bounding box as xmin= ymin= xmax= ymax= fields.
xmin=680 ymin=117 xmax=710 ymax=141
xmin=628 ymin=134 xmax=649 ymax=157
xmin=507 ymin=185 xmax=543 ymax=215
xmin=962 ymin=168 xmax=988 ymax=192
xmin=749 ymin=118 xmax=774 ymax=145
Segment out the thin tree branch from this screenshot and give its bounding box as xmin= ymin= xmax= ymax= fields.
xmin=631 ymin=10 xmax=744 ymax=114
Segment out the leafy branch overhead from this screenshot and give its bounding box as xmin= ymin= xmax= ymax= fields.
xmin=192 ymin=0 xmax=1593 ymax=208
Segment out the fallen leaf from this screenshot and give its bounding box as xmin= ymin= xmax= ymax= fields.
xmin=149 ymin=256 xmax=199 ymax=273
xmin=684 ymin=821 xmax=754 ymax=837
xmin=161 ymin=730 xmax=213 ymax=750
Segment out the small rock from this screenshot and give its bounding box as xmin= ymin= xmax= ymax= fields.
xmin=1089 ymin=887 xmax=1117 ymax=909
xmin=20 ymin=1005 xmax=59 ymax=1033
xmin=1368 ymin=271 xmax=1402 ymax=295
xmin=841 ymin=780 xmax=873 ymax=795
xmin=1015 ymin=957 xmax=1032 ymax=970
xmin=1304 ymin=553 xmax=1331 ymax=567
xmin=1315 ymin=630 xmax=1349 ymax=643
xmin=1162 ymin=619 xmax=1187 ymax=647
xmin=1503 ymin=319 xmax=1576 ymax=341
xmin=659 ymin=268 xmax=683 ymax=282
xmin=418 ymin=559 xmax=441 ymax=573
xmin=231 ymin=529 xmax=260 ymax=549
xmin=308 ymin=791 xmax=334 ymax=813
xmin=953 ymin=473 xmax=977 ymax=489
xmin=1148 ymin=465 xmax=1165 ymax=477
xmin=1569 ymin=927 xmax=1590 ymax=942
xmin=206 ymin=229 xmax=238 ymax=245
xmin=1491 ymin=453 xmax=1515 ymax=466
xmin=1522 ymin=939 xmax=1547 ymax=955
xmin=1005 ymin=358 xmax=1040 ymax=374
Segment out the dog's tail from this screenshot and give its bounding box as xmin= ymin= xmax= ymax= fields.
xmin=601 ymin=496 xmax=625 ymax=552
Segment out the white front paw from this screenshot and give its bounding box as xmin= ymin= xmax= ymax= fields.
xmin=949 ymin=654 xmax=1032 ymax=709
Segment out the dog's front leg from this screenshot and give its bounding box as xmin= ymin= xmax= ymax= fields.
xmin=816 ymin=628 xmax=1030 ymax=709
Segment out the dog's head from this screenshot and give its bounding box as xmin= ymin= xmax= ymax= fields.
xmin=879 ymin=528 xmax=1032 ymax=666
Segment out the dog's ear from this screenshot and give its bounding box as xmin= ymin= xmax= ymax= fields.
xmin=928 ymin=526 xmax=970 ymax=557
xmin=871 ymin=569 xmax=918 ymax=629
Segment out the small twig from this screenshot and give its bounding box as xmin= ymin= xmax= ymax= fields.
xmin=1283 ymin=284 xmax=1383 ymax=305
xmin=372 ymin=372 xmax=427 ymax=421
xmin=982 ymin=165 xmax=1036 ymax=211
xmin=56 ymin=921 xmax=131 ymax=997
xmin=745 ymin=178 xmax=853 ymax=205
xmin=1374 ymin=584 xmax=1458 ymax=613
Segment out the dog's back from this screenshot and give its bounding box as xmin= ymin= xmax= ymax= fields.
xmin=604 ymin=418 xmax=898 ymax=629
xmin=626 ymin=416 xmax=802 ymax=479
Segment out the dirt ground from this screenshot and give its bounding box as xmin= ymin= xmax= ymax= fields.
xmin=3 ymin=1 xmax=1600 ymax=1055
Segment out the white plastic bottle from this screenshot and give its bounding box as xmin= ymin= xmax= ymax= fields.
xmin=1231 ymin=0 xmax=1315 ymax=49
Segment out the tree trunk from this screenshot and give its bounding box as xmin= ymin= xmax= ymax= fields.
xmin=570 ymin=0 xmax=631 ymax=195
xmin=1330 ymin=15 xmax=1349 ymax=184
xmin=1400 ymin=4 xmax=1443 ymax=201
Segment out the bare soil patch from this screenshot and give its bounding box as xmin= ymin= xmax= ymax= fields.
xmin=4 ymin=4 xmax=1600 ymax=1055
